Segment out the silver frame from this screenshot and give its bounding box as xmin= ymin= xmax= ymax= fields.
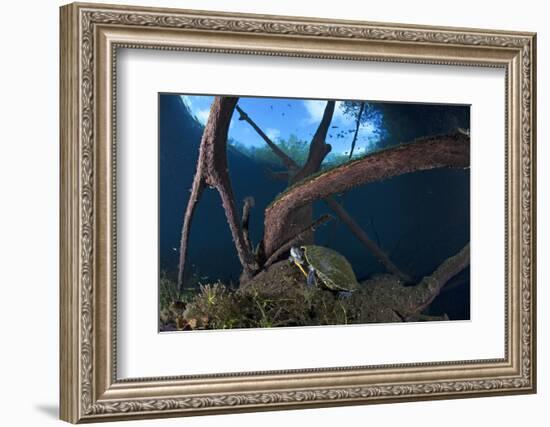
xmin=60 ymin=2 xmax=536 ymax=423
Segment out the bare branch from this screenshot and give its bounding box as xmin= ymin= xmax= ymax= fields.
xmin=270 ymin=101 xmax=336 ymax=250
xmin=177 ymin=175 xmax=205 ymax=288
xmin=177 ymin=96 xmax=258 ymax=289
xmin=242 ymin=196 xmax=255 ymax=254
xmin=263 ymin=215 xmax=333 ymax=269
xmin=412 ymin=243 xmax=470 ymax=314
xmin=292 ymin=101 xmax=334 ymax=183
xmin=263 ymin=132 xmax=470 ymax=258
xmin=265 ymin=169 xmax=290 ymax=182
xmin=235 ymin=105 xmax=298 ymax=171
xmin=349 ymin=101 xmax=365 ymax=159
xmin=323 ymin=197 xmax=411 ymax=282
xmin=354 ymin=242 xmax=469 ymax=323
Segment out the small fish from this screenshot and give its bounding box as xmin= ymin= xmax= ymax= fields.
xmin=172 ymin=247 xmax=178 ymax=252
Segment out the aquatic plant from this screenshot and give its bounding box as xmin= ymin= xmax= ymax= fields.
xmin=182 ymin=277 xmax=351 ymax=329
xmin=159 ymin=273 xmax=204 ymax=330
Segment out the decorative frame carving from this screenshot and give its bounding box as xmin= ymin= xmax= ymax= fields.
xmin=60 ymin=2 xmax=536 ymax=423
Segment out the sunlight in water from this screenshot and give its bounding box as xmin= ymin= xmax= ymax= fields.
xmin=180 ymin=95 xmax=386 ymax=167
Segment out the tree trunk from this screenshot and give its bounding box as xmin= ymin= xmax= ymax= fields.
xmin=278 ymin=101 xmax=335 ymax=250
xmin=177 ymin=96 xmax=258 ymax=289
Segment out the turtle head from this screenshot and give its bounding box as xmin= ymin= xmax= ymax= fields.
xmin=289 ymin=246 xmax=308 ymax=278
xmin=289 ymin=246 xmax=305 ymax=264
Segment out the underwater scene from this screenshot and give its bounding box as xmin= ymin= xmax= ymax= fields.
xmin=159 ymin=94 xmax=470 ymax=332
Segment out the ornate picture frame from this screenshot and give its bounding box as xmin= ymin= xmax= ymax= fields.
xmin=60 ymin=2 xmax=536 ymax=423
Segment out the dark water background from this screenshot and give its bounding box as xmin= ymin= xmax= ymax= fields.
xmin=159 ymin=94 xmax=470 ymax=320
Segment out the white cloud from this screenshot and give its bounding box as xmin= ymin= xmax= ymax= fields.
xmin=265 ymin=128 xmax=280 ymax=140
xmin=180 ymin=95 xmax=192 ymax=109
xmin=303 ymin=100 xmax=327 ymax=124
xmin=301 ymin=100 xmax=384 ymax=155
xmin=195 ymin=109 xmax=210 ymax=125
xmin=303 ymin=100 xmax=346 ymax=124
xmin=180 ymin=95 xmax=211 ymax=124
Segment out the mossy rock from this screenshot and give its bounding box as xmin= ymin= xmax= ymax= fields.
xmin=238 ymin=260 xmax=306 ymax=297
xmin=179 ymin=265 xmax=448 ymax=330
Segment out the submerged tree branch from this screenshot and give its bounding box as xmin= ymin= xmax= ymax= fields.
xmin=411 ymin=243 xmax=470 ymax=315
xmin=235 ymin=105 xmax=298 ymax=172
xmin=323 ymin=197 xmax=411 ymax=282
xmin=263 ymin=132 xmax=470 ymax=258
xmin=177 ymin=96 xmax=258 ymax=289
xmin=177 ymin=173 xmax=205 ymax=289
xmin=242 ymin=196 xmax=255 ymax=255
xmin=349 ymin=101 xmax=365 ymax=159
xmin=275 ymin=101 xmax=336 ymax=250
xmin=263 ymin=214 xmax=333 ymax=269
xmin=266 ymin=169 xmax=290 ymax=182
xmin=291 ymin=101 xmax=334 ymax=183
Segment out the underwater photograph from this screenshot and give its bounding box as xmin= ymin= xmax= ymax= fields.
xmin=158 ymin=93 xmax=470 ymax=332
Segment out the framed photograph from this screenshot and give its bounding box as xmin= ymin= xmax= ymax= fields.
xmin=60 ymin=2 xmax=537 ymax=423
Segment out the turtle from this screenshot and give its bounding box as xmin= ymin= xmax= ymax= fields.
xmin=289 ymin=245 xmax=359 ymax=295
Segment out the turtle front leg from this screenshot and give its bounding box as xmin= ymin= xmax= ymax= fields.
xmin=337 ymin=291 xmax=353 ymax=299
xmin=307 ymin=266 xmax=318 ymax=288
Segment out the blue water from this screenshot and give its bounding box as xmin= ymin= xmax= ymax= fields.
xmin=159 ymin=94 xmax=470 ymax=319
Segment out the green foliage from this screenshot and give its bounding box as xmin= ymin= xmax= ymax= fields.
xmin=231 ymin=132 xmax=368 ymax=174
xmin=183 ymin=283 xmax=246 ymax=329
xmin=339 ymin=101 xmax=386 ymax=145
xmin=340 ymin=100 xmax=375 ymax=124
xmin=340 ymin=100 xmax=469 ymax=149
xmin=323 ymin=151 xmax=362 ymax=168
xmin=159 ymin=273 xmax=201 ymax=328
xmin=159 ymin=273 xmax=180 ymax=312
xmin=230 ymin=134 xmax=310 ymax=168
xmin=181 ymin=280 xmax=367 ymax=330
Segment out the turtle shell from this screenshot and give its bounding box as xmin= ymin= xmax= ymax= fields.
xmin=302 ymin=245 xmax=359 ymax=292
